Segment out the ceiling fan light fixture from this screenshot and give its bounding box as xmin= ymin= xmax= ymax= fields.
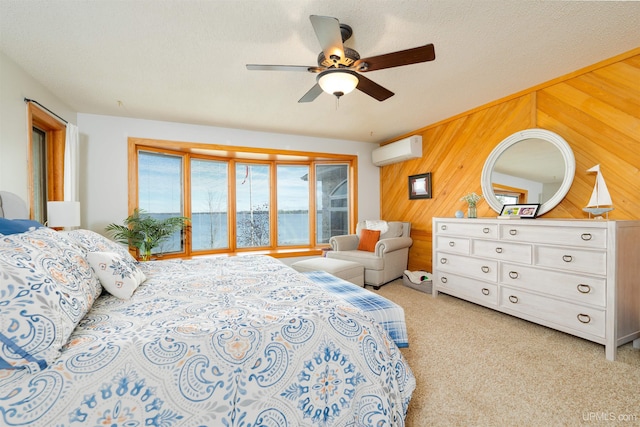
xmin=317 ymin=70 xmax=359 ymax=98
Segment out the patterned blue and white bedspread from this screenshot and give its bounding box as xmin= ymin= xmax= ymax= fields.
xmin=0 ymin=255 xmax=415 ymax=426
xmin=302 ymin=271 xmax=408 ymax=348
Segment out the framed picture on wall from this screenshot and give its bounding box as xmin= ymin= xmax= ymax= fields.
xmin=408 ymin=173 xmax=432 ymax=199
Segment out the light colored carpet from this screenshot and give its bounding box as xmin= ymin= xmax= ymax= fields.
xmin=375 ymin=279 xmax=640 ymax=426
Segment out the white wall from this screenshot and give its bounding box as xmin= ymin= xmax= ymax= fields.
xmin=0 ymin=51 xmax=77 ymax=202
xmin=0 ymin=50 xmax=380 ymax=233
xmin=78 ymin=113 xmax=380 ymax=233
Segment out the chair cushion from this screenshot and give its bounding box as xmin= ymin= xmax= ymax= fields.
xmin=357 ymin=229 xmax=380 ymax=251
xmin=365 ymin=220 xmax=389 ymax=234
xmin=380 ymin=222 xmax=404 ymax=239
xmin=357 ymin=221 xmax=405 ymax=240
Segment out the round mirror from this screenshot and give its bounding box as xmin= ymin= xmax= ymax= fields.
xmin=481 ymin=129 xmax=575 ymax=216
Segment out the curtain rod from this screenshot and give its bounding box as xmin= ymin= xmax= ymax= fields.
xmin=23 ymin=97 xmax=68 ymax=124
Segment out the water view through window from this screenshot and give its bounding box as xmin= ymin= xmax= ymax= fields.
xmin=136 ymin=146 xmax=351 ymax=255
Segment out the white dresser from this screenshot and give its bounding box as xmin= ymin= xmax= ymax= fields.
xmin=432 ymin=217 xmax=640 ymax=360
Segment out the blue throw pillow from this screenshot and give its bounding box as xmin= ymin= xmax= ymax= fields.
xmin=0 ymin=218 xmax=44 ymax=235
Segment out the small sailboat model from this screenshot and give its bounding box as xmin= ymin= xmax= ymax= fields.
xmin=583 ymin=164 xmax=614 ymax=218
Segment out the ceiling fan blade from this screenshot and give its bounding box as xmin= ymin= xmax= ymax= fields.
xmin=310 ymin=15 xmax=344 ymax=63
xmin=356 ymin=75 xmax=394 ymax=101
xmin=354 ymin=43 xmax=435 ymax=72
xmin=246 ymin=64 xmax=324 ymax=73
xmin=298 ymin=84 xmax=324 ymax=103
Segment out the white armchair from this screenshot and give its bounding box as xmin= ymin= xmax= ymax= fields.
xmin=327 ymin=221 xmax=412 ymax=289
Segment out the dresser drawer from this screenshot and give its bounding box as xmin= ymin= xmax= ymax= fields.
xmin=436 ymin=272 xmax=498 ymax=307
xmin=499 ymin=287 xmax=605 ymax=338
xmin=501 ymin=263 xmax=606 ymax=307
xmin=535 ymin=246 xmax=606 ymax=275
xmin=434 ymin=221 xmax=498 ymax=239
xmin=499 ymin=224 xmax=606 ymax=249
xmin=472 ymin=239 xmax=532 ymax=264
xmin=436 ymin=236 xmax=470 ymax=255
xmin=436 ymin=252 xmax=498 ymax=282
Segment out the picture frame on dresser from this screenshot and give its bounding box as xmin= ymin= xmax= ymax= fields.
xmin=499 ymin=203 xmax=540 ymax=218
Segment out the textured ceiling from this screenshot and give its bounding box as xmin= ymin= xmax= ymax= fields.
xmin=1 ymin=0 xmax=639 ymax=144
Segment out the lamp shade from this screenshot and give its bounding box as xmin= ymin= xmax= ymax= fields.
xmin=47 ymin=201 xmax=81 ymax=228
xmin=317 ymin=70 xmax=359 ymax=97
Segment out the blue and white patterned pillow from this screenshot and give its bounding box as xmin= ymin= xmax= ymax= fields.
xmin=62 ymin=229 xmax=137 ymax=264
xmin=87 ymin=251 xmax=146 ymax=299
xmin=0 ymin=228 xmax=101 ymax=372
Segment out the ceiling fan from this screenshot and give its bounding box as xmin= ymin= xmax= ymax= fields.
xmin=246 ymin=15 xmax=436 ymax=103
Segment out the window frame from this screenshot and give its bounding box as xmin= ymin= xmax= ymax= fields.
xmin=128 ymin=137 xmax=357 ymax=259
xmin=493 ymin=183 xmax=528 ymax=204
xmin=276 ymin=163 xmax=311 ymax=247
xmin=27 ymin=103 xmax=66 ymax=220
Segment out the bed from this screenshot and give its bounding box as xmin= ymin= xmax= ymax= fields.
xmin=0 ymin=225 xmax=415 ymax=426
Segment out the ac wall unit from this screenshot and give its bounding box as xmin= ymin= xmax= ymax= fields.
xmin=371 ymin=135 xmax=423 ymax=166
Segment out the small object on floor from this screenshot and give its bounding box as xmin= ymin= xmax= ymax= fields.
xmin=402 ymin=270 xmax=432 ymax=294
xmin=404 ymin=270 xmax=430 ymax=283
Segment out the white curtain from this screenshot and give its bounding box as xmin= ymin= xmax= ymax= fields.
xmin=64 ymin=123 xmax=79 ymax=202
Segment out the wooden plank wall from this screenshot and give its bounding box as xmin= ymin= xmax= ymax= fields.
xmin=381 ymin=49 xmax=640 ymax=273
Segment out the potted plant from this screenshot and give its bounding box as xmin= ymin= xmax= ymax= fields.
xmin=106 ymin=209 xmax=189 ymax=261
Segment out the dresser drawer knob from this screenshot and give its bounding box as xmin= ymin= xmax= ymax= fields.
xmin=562 ymin=255 xmax=573 ymax=262
xmin=440 ymin=258 xmax=448 ymax=264
xmin=481 ymin=266 xmax=490 ymax=273
xmin=577 ymin=314 xmax=591 ymax=324
xmin=483 ymin=227 xmax=490 ymax=234
xmin=440 ymin=276 xmax=448 ymax=284
xmin=508 ymin=271 xmax=519 ymax=279
xmin=577 ymin=284 xmax=591 ymax=294
xmin=449 ymin=241 xmax=455 ymax=247
xmin=495 ymin=247 xmax=503 ymax=253
xmin=509 ymin=229 xmax=517 ymax=236
xmin=481 ymin=288 xmax=490 ymax=296
xmin=581 ymin=233 xmax=592 ymax=241
xmin=441 ymin=225 xmax=447 ymax=230
xmin=508 ymin=295 xmax=519 ymax=304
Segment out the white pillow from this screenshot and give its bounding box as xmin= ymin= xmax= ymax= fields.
xmin=87 ymin=251 xmax=146 ymax=299
xmin=365 ymin=220 xmax=389 ymax=234
xmin=381 ymin=221 xmax=404 ymax=239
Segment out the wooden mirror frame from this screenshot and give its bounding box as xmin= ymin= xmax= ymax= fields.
xmin=481 ymin=128 xmax=575 ymax=216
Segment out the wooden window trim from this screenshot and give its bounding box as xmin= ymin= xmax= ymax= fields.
xmin=493 ymin=183 xmax=528 ymax=204
xmin=128 ymin=137 xmax=358 ymax=258
xmin=27 ymin=103 xmax=66 ymax=219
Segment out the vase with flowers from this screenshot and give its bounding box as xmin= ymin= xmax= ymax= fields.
xmin=460 ymin=192 xmax=482 ymax=218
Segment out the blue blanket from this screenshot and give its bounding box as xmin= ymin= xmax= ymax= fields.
xmin=302 ymin=270 xmax=409 ymax=348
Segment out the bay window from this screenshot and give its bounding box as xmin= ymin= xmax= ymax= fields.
xmin=129 ymin=138 xmax=356 ymax=258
